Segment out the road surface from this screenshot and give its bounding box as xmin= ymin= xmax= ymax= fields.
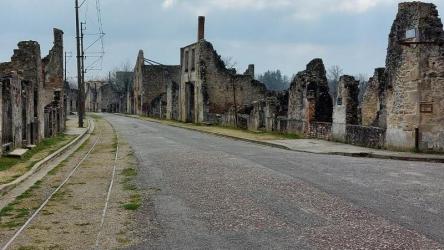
xmin=103 ymin=114 xmax=444 ymax=249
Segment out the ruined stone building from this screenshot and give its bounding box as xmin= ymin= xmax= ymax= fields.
xmin=179 ymin=17 xmax=268 ymax=123
xmin=98 ymin=83 xmax=124 ymax=113
xmin=0 ymin=28 xmax=66 ymax=155
xmin=384 ymin=2 xmax=444 ymax=152
xmin=117 ymin=2 xmax=444 ymax=152
xmin=131 ymin=50 xmax=180 ymax=118
xmin=287 ymin=59 xmax=333 ymax=135
xmin=64 ymin=82 xmax=78 ymax=114
xmin=41 ymin=29 xmax=65 ymax=137
xmin=243 ymin=91 xmax=289 ymax=132
xmin=360 ymin=2 xmax=444 ymax=152
xmin=85 ymin=80 xmax=106 ymax=112
xmin=114 ymin=71 xmax=133 ymax=114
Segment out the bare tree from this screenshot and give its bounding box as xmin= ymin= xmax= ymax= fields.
xmin=222 ymin=56 xmax=237 ymax=69
xmin=327 ymin=65 xmax=343 ymax=100
xmin=355 ymin=73 xmax=369 ymax=103
xmin=110 ymin=61 xmax=133 ymax=91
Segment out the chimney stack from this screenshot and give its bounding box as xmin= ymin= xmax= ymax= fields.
xmin=198 ymin=16 xmax=205 ymax=41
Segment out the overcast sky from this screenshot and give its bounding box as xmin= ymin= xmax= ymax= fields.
xmin=1 ymin=0 xmax=444 ymax=81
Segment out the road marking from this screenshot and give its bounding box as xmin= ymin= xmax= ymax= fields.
xmin=1 ymin=131 xmax=102 ymax=250
xmin=95 ymin=133 xmax=119 ymax=249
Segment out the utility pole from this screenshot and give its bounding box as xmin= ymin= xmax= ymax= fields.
xmin=232 ymin=78 xmax=238 ymax=127
xmin=64 ymin=52 xmax=68 ymax=83
xmin=81 ymin=22 xmax=86 ymax=113
xmin=75 ymin=0 xmax=85 ymax=127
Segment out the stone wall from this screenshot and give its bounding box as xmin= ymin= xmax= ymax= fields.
xmin=98 ymin=83 xmax=122 ymax=113
xmin=42 ymin=28 xmax=65 ymax=137
xmin=150 ymin=93 xmax=167 ymax=119
xmin=179 ymin=39 xmax=268 ymax=123
xmin=142 ymin=65 xmax=180 ymax=116
xmin=345 ymin=125 xmax=386 ymax=149
xmin=245 ymin=91 xmax=288 ymax=132
xmin=332 ymin=75 xmax=359 ymax=141
xmin=385 ymin=2 xmax=444 ymax=152
xmin=131 ymin=49 xmax=180 ymax=117
xmin=9 ymin=40 xmax=43 ymax=143
xmin=65 ymin=83 xmax=78 ymax=114
xmin=166 ymin=80 xmax=179 ymax=120
xmin=288 ymin=58 xmax=333 ymax=133
xmin=85 ymin=81 xmax=106 ymax=112
xmin=115 ymin=71 xmax=133 ymax=114
xmin=361 ymin=68 xmax=387 ymax=128
xmin=0 ymin=73 xmax=23 ymax=152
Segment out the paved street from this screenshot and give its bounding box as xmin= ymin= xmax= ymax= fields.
xmin=103 ymin=114 xmax=444 ymax=249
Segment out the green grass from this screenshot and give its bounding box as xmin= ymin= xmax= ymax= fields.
xmin=14 ymin=208 xmax=30 ymax=219
xmin=122 ymin=168 xmax=137 ymax=177
xmin=16 ymin=181 xmax=42 ymax=200
xmin=0 ymin=204 xmax=15 ymax=217
xmin=0 ymin=134 xmax=74 ymax=172
xmin=17 ymin=246 xmax=39 ymax=250
xmin=122 ymin=194 xmax=141 ymax=210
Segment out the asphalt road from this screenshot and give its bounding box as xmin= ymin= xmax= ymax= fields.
xmin=103 ymin=114 xmax=444 ymax=249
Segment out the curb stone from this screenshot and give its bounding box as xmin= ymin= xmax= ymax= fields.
xmin=116 ymin=114 xmax=444 ymax=164
xmin=0 ymin=118 xmax=94 ymax=196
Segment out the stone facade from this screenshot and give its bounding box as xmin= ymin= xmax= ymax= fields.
xmin=85 ymin=81 xmax=106 ymax=112
xmin=115 ymin=71 xmax=133 ymax=114
xmin=65 ymin=82 xmax=78 ymax=114
xmin=0 ymin=28 xmax=66 ymax=155
xmin=179 ymin=17 xmax=267 ymax=124
xmin=42 ymin=29 xmax=65 ymax=137
xmin=243 ymin=91 xmax=288 ymax=132
xmin=98 ymin=83 xmax=123 ymax=113
xmin=332 ymin=75 xmax=359 ymax=141
xmin=82 ymin=2 xmax=444 ymax=153
xmin=131 ymin=50 xmax=180 ymax=117
xmin=361 ymin=68 xmax=387 ymax=128
xmin=166 ymin=80 xmax=180 ymax=120
xmin=385 ymin=2 xmax=444 ymax=152
xmin=4 ymin=40 xmax=44 ymax=146
xmin=0 ymin=73 xmax=23 ymax=154
xmin=288 ymin=58 xmax=333 ymax=134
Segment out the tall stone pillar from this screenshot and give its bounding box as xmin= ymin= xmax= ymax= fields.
xmin=332 ymin=75 xmax=359 ymax=141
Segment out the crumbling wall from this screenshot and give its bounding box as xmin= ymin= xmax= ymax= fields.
xmin=198 ymin=41 xmax=267 ymax=119
xmin=246 ymin=91 xmax=288 ymax=132
xmin=132 ymin=50 xmax=145 ymax=115
xmin=332 ymin=75 xmax=359 ymax=141
xmin=64 ymin=83 xmax=78 ymax=114
xmin=85 ymin=81 xmax=104 ymax=112
xmin=179 ymin=39 xmax=267 ymax=123
xmin=166 ymin=80 xmax=180 ymax=120
xmin=0 ymin=73 xmax=23 ymax=152
xmin=288 ymin=58 xmax=333 ymax=134
xmin=385 ymin=2 xmax=444 ymax=152
xmin=41 ymin=28 xmax=65 ymax=137
xmin=10 ymin=40 xmax=43 ymax=144
xmin=150 ymin=93 xmax=167 ymax=119
xmin=142 ymin=65 xmax=180 ymax=116
xmin=115 ymin=71 xmax=133 ymax=114
xmin=99 ymin=83 xmax=121 ymax=113
xmin=361 ymin=68 xmax=387 ymax=128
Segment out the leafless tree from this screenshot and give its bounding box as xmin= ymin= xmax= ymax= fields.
xmin=355 ymin=73 xmax=369 ymax=103
xmin=110 ymin=61 xmax=133 ymax=91
xmin=327 ymin=65 xmax=343 ymax=100
xmin=222 ymin=56 xmax=237 ymax=69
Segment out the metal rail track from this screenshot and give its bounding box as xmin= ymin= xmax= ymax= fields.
xmin=95 ymin=130 xmax=119 ymax=249
xmin=1 ymin=128 xmax=105 ymax=250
